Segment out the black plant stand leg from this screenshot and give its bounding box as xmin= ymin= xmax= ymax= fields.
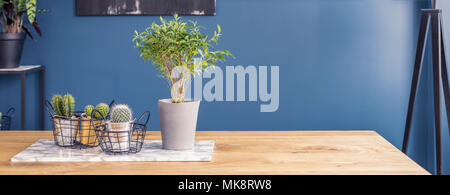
xmin=20 ymin=73 xmax=26 ymax=130
xmin=440 ymin=15 xmax=450 ymax=137
xmin=402 ymin=12 xmax=430 ymax=153
xmin=40 ymin=69 xmax=45 ymax=130
xmin=403 ymin=9 xmax=450 ymax=175
xmin=431 ymin=12 xmax=443 ymax=175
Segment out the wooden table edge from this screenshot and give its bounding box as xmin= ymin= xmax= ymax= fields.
xmin=0 ymin=130 xmax=431 ymax=175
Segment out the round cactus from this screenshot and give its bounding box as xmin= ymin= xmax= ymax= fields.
xmin=110 ymin=104 xmax=132 ymax=123
xmin=84 ymin=105 xmax=94 ymax=117
xmin=94 ymin=103 xmax=110 ymax=120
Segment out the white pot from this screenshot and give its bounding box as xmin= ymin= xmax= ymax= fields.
xmin=107 ymin=121 xmax=132 ymax=152
xmin=53 ymin=117 xmax=78 ymax=146
xmin=158 ymin=99 xmax=200 ymax=150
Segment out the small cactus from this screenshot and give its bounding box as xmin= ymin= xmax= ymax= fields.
xmin=94 ymin=103 xmax=110 ymax=120
xmin=110 ymin=104 xmax=132 ymax=123
xmin=51 ymin=94 xmax=75 ymax=117
xmin=84 ymin=105 xmax=94 ymax=117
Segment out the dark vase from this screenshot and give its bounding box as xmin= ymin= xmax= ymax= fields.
xmin=0 ymin=33 xmax=26 ymax=69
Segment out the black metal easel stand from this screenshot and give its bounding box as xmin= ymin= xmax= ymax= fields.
xmin=402 ymin=9 xmax=450 ymax=175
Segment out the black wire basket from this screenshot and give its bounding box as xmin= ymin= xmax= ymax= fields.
xmin=78 ymin=116 xmax=99 ymax=147
xmin=0 ymin=108 xmax=15 ymax=131
xmin=46 ymin=101 xmax=80 ymax=147
xmin=93 ymin=109 xmax=150 ymax=155
xmin=46 ymin=100 xmax=115 ymax=148
xmin=77 ymin=100 xmax=115 ymax=148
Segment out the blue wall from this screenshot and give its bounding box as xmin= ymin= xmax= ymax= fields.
xmin=0 ymin=0 xmax=443 ymax=173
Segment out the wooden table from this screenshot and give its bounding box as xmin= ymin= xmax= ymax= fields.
xmin=0 ymin=131 xmax=429 ymax=175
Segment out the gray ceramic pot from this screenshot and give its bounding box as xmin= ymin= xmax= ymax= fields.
xmin=158 ymin=99 xmax=200 ymax=150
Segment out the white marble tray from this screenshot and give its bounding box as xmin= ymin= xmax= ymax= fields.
xmin=11 ymin=139 xmax=214 ymax=162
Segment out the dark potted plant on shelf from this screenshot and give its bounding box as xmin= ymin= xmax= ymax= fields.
xmin=0 ymin=0 xmax=44 ymax=68
xmin=133 ymin=14 xmax=231 ymax=150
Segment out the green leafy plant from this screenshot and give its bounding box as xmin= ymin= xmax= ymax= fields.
xmin=0 ymin=0 xmax=46 ymax=39
xmin=133 ymin=14 xmax=232 ymax=103
xmin=51 ymin=94 xmax=75 ymax=117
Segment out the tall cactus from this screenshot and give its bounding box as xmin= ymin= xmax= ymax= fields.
xmin=110 ymin=104 xmax=132 ymax=123
xmin=51 ymin=94 xmax=75 ymax=117
xmin=51 ymin=94 xmax=64 ymax=116
xmin=63 ymin=94 xmax=75 ymax=117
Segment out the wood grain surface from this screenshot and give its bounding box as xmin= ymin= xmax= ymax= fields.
xmin=0 ymin=131 xmax=429 ymax=175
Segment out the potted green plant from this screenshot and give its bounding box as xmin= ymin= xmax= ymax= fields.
xmin=50 ymin=94 xmax=78 ymax=146
xmin=80 ymin=103 xmax=109 ymax=146
xmin=133 ymin=14 xmax=231 ymax=150
xmin=0 ymin=0 xmax=44 ymax=68
xmin=107 ymin=104 xmax=133 ymax=151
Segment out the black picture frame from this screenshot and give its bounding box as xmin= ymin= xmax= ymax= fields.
xmin=76 ymin=0 xmax=216 ymax=16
